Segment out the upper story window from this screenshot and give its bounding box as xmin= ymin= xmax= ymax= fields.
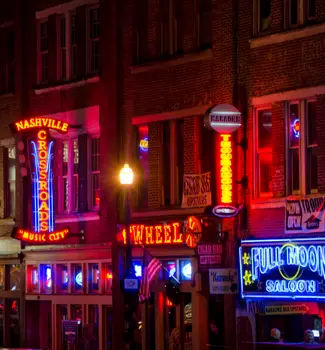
xmin=134 ymin=0 xmax=147 ymax=63
xmin=287 ymin=0 xmax=316 ymax=28
xmin=136 ymin=126 xmax=149 ymax=208
xmin=196 ymin=0 xmax=212 ymax=49
xmin=56 ymin=134 xmax=100 ymax=215
xmin=160 ymin=0 xmax=183 ymax=56
xmin=255 ymin=109 xmax=272 ymax=198
xmin=39 ymin=21 xmax=49 ymax=83
xmin=36 ymin=2 xmax=100 ymax=85
xmin=254 ymin=0 xmax=271 ymax=35
xmin=88 ymin=7 xmax=100 ymax=73
xmin=287 ymin=99 xmax=318 ymax=195
xmin=0 ymin=28 xmax=15 ymax=94
xmin=161 ymin=120 xmax=184 ymax=207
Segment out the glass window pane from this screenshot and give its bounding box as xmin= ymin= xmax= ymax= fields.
xmin=10 ymin=264 xmax=21 ymax=291
xmin=27 ymin=265 xmax=39 ymax=293
xmin=56 ymin=264 xmax=69 ymax=293
xmin=259 ymin=0 xmax=271 ymax=31
xmin=259 ymin=153 xmax=272 ymax=193
xmin=0 ymin=299 xmax=3 ymax=347
xmin=73 ymin=139 xmax=79 ymax=174
xmin=258 ymin=110 xmax=272 ymax=149
xmin=8 ymin=299 xmax=20 ymax=347
xmin=88 ymin=263 xmax=100 ymax=293
xmin=72 ymin=264 xmax=83 ymax=293
xmin=290 ymin=0 xmax=298 ymax=25
xmin=88 ymin=305 xmax=99 ymax=349
xmin=307 ymin=147 xmax=318 ymax=192
xmin=63 ymin=141 xmax=68 ymax=175
xmin=180 ymin=260 xmax=192 ymax=281
xmin=307 ymin=101 xmax=317 ymax=146
xmin=138 ymin=126 xmax=149 ymax=208
xmin=103 ymin=264 xmax=112 ymax=294
xmin=289 ymin=104 xmax=300 ymax=148
xmin=40 ymin=264 xmax=52 ymax=294
xmin=291 ymin=148 xmax=300 ymax=192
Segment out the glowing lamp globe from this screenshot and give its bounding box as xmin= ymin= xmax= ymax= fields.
xmin=119 ymin=164 xmax=134 ymax=185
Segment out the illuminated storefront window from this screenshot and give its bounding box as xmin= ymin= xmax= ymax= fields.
xmin=180 ymin=260 xmax=192 ymax=281
xmin=137 ymin=125 xmax=149 ymax=208
xmin=56 ymin=264 xmax=69 ymax=292
xmin=9 ymin=265 xmax=21 ymax=291
xmin=72 ymin=264 xmax=83 ymax=293
xmin=40 ymin=264 xmax=52 ymax=293
xmin=88 ymin=263 xmax=100 ymax=293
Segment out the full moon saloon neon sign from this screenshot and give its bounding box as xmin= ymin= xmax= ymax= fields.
xmin=239 ymin=238 xmax=325 ymax=300
xmin=13 ymin=117 xmax=70 ymax=243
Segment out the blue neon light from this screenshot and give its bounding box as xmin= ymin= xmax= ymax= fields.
xmin=134 ymin=264 xmax=142 ymax=277
xmin=180 ymin=261 xmax=192 ymax=280
xmin=47 ymin=141 xmax=54 ymax=232
xmin=292 ymin=118 xmax=300 ymax=138
xmin=31 ymin=141 xmax=40 ymax=232
xmin=75 ymin=271 xmax=83 ymax=287
xmin=239 ymin=237 xmax=325 ymax=300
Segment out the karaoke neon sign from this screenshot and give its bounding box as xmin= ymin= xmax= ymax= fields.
xmin=220 ymin=134 xmax=232 ymax=204
xmin=12 ymin=117 xmax=70 ymax=243
xmin=239 ymin=237 xmax=325 ymax=300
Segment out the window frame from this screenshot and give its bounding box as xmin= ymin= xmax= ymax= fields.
xmin=88 ymin=136 xmax=100 ymax=211
xmin=253 ymin=106 xmax=273 ymax=199
xmin=285 ymin=98 xmax=318 ymax=196
xmin=37 ymin=19 xmax=49 ymax=84
xmin=87 ymin=5 xmax=100 ymax=74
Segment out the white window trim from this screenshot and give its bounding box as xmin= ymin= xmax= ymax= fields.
xmin=253 ymin=105 xmax=273 ymax=199
xmin=86 ymin=5 xmax=100 ymax=74
xmin=285 ymin=98 xmax=317 ymax=196
xmin=88 ymin=135 xmax=100 ymax=211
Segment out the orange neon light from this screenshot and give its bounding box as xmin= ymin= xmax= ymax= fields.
xmin=220 ymin=134 xmax=232 ymax=204
xmin=121 ymin=222 xmax=184 ymax=246
xmin=15 ymin=117 xmax=69 ymax=133
xmin=106 ymin=272 xmax=113 ymax=279
xmin=15 ymin=228 xmax=69 ymax=243
xmin=38 ymin=130 xmax=50 ymax=232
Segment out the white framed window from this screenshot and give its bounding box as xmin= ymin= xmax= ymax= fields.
xmin=59 ymin=138 xmax=79 ymax=213
xmin=254 ymin=108 xmax=273 ymax=198
xmin=38 ymin=20 xmax=49 ymax=83
xmin=286 ymin=99 xmax=318 ymax=195
xmin=89 ymin=137 xmax=100 ymax=209
xmin=87 ymin=6 xmax=100 ymax=73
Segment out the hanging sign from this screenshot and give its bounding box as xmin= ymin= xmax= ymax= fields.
xmin=11 ymin=117 xmax=70 ymax=243
xmin=181 ymin=172 xmax=211 ymax=208
xmin=264 ymin=304 xmax=309 ymax=315
xmin=285 ymin=197 xmax=325 ymax=233
xmin=209 ymin=268 xmax=238 ymax=294
xmin=239 ymin=237 xmax=325 ymax=300
xmin=119 ymin=217 xmax=202 ymax=248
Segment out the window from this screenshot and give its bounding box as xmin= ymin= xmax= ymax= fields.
xmin=160 ymin=0 xmax=183 ymax=56
xmin=59 ymin=139 xmax=79 ymax=213
xmin=40 ymin=264 xmax=52 ymax=294
xmin=72 ymin=264 xmax=83 ymax=293
xmin=134 ymin=0 xmax=147 ymax=63
xmin=39 ymin=21 xmax=48 ymax=83
xmin=9 ymin=265 xmax=21 ymax=291
xmin=0 ymin=29 xmax=15 ymax=94
xmin=88 ymin=263 xmax=100 ymax=293
xmin=59 ymin=16 xmax=66 ymax=80
xmin=88 ymin=7 xmax=100 ymax=73
xmin=161 ymin=120 xmax=184 ymax=207
xmin=287 ymin=0 xmax=315 ymax=27
xmin=287 ymin=99 xmax=318 ymax=195
xmin=255 ymin=109 xmax=272 ymax=197
xmin=137 ymin=126 xmax=149 ymax=208
xmin=90 ymin=138 xmax=100 ymax=209
xmin=71 ymin=11 xmax=78 ymax=79
xmin=0 ymin=266 xmax=4 ymax=290
xmin=196 ymin=0 xmax=212 ymax=48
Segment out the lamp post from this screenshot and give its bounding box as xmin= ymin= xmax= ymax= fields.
xmin=112 ymin=164 xmax=134 ymax=350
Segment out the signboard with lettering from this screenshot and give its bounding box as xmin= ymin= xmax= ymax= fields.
xmin=209 ymin=268 xmax=238 ymax=294
xmin=264 ymin=304 xmax=309 ymax=315
xmin=239 ymin=237 xmax=325 ymax=300
xmin=285 ymin=197 xmax=325 ymax=233
xmin=11 ymin=117 xmax=70 ymax=243
xmin=197 ymin=243 xmax=223 ymax=270
xmin=62 ymin=320 xmax=79 ymax=344
xmin=181 ymin=172 xmax=211 ymax=208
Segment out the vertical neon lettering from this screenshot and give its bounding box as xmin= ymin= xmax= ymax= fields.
xmin=220 ymin=134 xmax=232 ymax=204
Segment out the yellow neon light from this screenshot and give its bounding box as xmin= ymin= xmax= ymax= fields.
xmin=220 ymin=134 xmax=232 ymax=204
xmin=278 ymin=243 xmax=302 ymax=281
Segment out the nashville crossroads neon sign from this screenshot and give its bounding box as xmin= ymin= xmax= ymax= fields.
xmin=219 ymin=134 xmax=232 ymax=204
xmin=13 ymin=117 xmax=69 ymax=243
xmin=239 ymin=238 xmax=325 ymax=300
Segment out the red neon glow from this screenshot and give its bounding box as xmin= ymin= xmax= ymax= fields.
xmin=15 ymin=228 xmax=69 ymax=243
xmin=121 ymin=222 xmax=184 ymax=246
xmin=15 ymin=117 xmax=69 ymax=133
xmin=184 ymin=216 xmax=202 ymax=248
xmin=220 ymin=134 xmax=232 ymax=204
xmin=106 ymin=272 xmax=113 ymax=279
xmin=38 ymin=130 xmax=49 ymax=232
xmin=166 ymin=298 xmax=174 ymax=307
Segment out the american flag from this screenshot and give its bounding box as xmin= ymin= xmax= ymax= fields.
xmin=138 ymin=251 xmax=162 ymax=303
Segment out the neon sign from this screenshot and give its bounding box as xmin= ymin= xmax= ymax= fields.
xmin=292 ymin=118 xmax=300 ymax=138
xmin=139 ymin=137 xmax=148 ymax=152
xmin=239 ymin=238 xmax=325 ymax=300
xmin=12 ymin=117 xmax=70 ymax=243
xmin=220 ymin=134 xmax=232 ymax=204
xmin=120 ymin=219 xmax=201 ymax=247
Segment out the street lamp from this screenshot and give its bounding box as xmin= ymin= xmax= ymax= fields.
xmin=112 ymin=164 xmax=135 ymax=350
